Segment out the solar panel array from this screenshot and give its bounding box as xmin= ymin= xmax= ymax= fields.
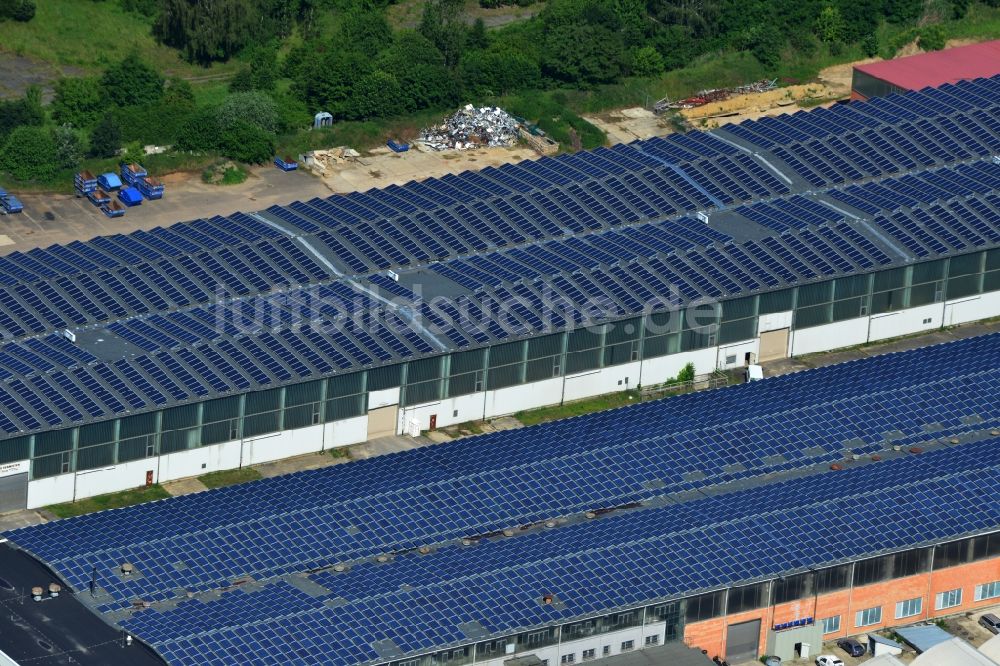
xmin=6 ymin=333 xmax=1000 ymax=665
xmin=0 ymin=78 xmax=998 ymax=436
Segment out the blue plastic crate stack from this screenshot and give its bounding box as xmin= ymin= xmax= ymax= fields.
xmin=0 ymin=187 xmax=23 ymax=214
xmin=73 ymin=170 xmax=98 ymax=197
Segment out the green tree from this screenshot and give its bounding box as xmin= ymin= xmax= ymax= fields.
xmin=951 ymin=0 xmax=969 ymax=18
xmin=163 ymin=77 xmax=196 ymax=110
xmin=467 ymin=18 xmax=488 ymax=50
xmin=89 ymin=112 xmax=122 ymax=158
xmin=0 ymin=125 xmax=59 ymax=181
xmin=862 ymin=32 xmax=879 ymax=57
xmin=814 ymin=5 xmax=845 ymax=43
xmin=153 ymin=0 xmax=258 ymax=63
xmin=229 ymin=67 xmax=255 ymax=92
xmin=176 ymin=107 xmax=221 ymax=152
xmin=918 ymin=24 xmax=946 ymax=51
xmin=419 ymin=0 xmax=468 ymax=68
xmin=218 ymin=91 xmax=279 ymax=132
xmin=835 ymin=0 xmax=882 ymax=42
xmin=340 ymin=8 xmax=393 ymax=58
xmin=100 ymin=54 xmax=164 ymax=108
xmin=348 ymin=71 xmax=403 ymax=119
xmin=0 ymin=86 xmax=44 ymax=140
xmin=0 ymin=0 xmax=35 ymax=21
xmin=248 ymin=46 xmax=279 ymax=91
xmin=52 ymin=77 xmax=105 ymax=128
xmin=629 ymin=45 xmax=664 ymax=76
xmin=460 ymin=49 xmax=542 ymax=95
xmin=220 ymin=121 xmax=274 ymax=163
xmin=52 ymin=125 xmax=82 ymax=170
xmin=291 ymin=50 xmax=371 ymax=118
xmin=542 ymin=23 xmax=624 ymax=84
xmin=884 ymin=0 xmax=922 ymax=23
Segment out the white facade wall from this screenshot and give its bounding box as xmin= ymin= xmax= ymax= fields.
xmin=16 ymin=289 xmax=1000 ymax=509
xmin=868 ymin=302 xmax=942 ymax=342
xmin=476 ymin=621 xmax=667 ymax=666
xmin=945 ymin=291 xmax=1000 ymax=326
xmin=790 ymin=317 xmax=869 ymax=356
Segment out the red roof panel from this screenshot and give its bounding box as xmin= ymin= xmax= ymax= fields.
xmin=854 ymin=40 xmax=1000 ymax=90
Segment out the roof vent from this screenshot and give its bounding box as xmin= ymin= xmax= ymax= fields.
xmin=48 ymin=583 xmax=60 ymax=598
xmin=892 ymin=445 xmax=902 ymax=452
xmin=461 ymin=538 xmax=474 ymax=546
xmin=418 ymin=546 xmax=431 ymax=555
xmin=502 ymin=529 xmax=515 ymax=537
xmin=585 ymin=511 xmax=597 ymax=519
xmin=376 ymin=555 xmax=390 ymax=563
xmin=991 ymin=430 xmax=1000 ymax=436
xmin=121 ymin=562 xmax=134 ymax=576
xmin=871 ymin=455 xmax=882 ymax=462
xmin=333 ymin=564 xmax=347 ymax=573
xmin=829 ymin=464 xmax=843 ymax=471
xmin=542 ymin=593 xmax=553 ymax=605
xmin=544 ymin=521 xmax=557 ymax=529
xmin=31 ymin=586 xmax=43 ymax=602
xmin=909 ymin=447 xmax=923 ymax=454
xmin=949 ymin=438 xmax=960 ymax=444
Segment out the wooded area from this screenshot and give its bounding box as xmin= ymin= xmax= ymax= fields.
xmin=1 ymin=0 xmax=999 ymax=185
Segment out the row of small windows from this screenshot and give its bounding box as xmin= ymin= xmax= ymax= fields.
xmin=6 ymin=250 xmax=1000 ymax=478
xmin=386 ymin=537 xmax=1000 ymax=666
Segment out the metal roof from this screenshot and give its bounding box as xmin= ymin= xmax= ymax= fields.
xmin=0 ymin=77 xmax=998 ymax=438
xmin=896 ymin=624 xmax=956 ymax=652
xmin=855 ymin=41 xmax=1000 ymax=90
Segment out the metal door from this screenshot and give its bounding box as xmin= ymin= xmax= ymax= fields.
xmin=758 ymin=328 xmax=789 ymax=362
xmin=367 ymin=405 xmax=398 ymax=439
xmin=0 ymin=472 xmax=28 ymax=513
xmin=727 ymin=619 xmax=761 ymax=663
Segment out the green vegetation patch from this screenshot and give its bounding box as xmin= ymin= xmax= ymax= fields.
xmin=515 ymin=390 xmax=640 ymax=426
xmin=202 ymin=161 xmax=249 ymax=185
xmin=46 ymin=484 xmax=171 ymax=519
xmin=198 ymin=467 xmax=262 ymax=489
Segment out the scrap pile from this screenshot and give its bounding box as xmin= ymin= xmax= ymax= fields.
xmin=417 ymin=105 xmax=519 ymax=151
xmin=654 ymin=79 xmax=778 ymax=112
xmin=300 ymin=147 xmax=361 ymax=176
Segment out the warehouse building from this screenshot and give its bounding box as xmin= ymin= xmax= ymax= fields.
xmin=2 ymin=332 xmax=1000 ymax=665
xmin=0 ymin=76 xmax=999 ymax=511
xmin=851 ymin=40 xmax=1000 ymax=100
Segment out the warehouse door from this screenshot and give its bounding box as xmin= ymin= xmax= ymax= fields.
xmin=0 ymin=472 xmax=28 ymax=513
xmin=367 ymin=405 xmax=398 ymax=439
xmin=727 ymin=619 xmax=761 ymax=663
xmin=758 ymin=328 xmax=789 ymax=362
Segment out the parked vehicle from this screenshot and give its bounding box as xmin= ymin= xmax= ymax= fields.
xmin=816 ymin=657 xmax=844 ymax=666
xmin=836 ymin=638 xmax=865 ymax=657
xmin=980 ymin=613 xmax=1000 ymax=634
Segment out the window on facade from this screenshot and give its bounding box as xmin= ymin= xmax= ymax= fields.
xmin=486 ymin=340 xmax=525 ymax=390
xmin=641 ymin=311 xmax=680 ymax=359
xmin=892 ymin=548 xmax=930 ymax=578
xmin=283 ymin=380 xmax=323 ymax=430
xmin=565 ymin=327 xmax=603 ymax=373
xmin=560 ymin=655 xmax=575 ymax=664
xmin=758 ymin=288 xmax=794 ymax=314
xmin=563 ymin=619 xmax=600 ymax=640
xmin=871 ymin=267 xmax=907 ymax=314
xmin=160 ymin=403 xmax=200 ymax=453
xmin=518 ymin=628 xmax=557 ymax=649
xmin=326 ymin=373 xmax=364 ymax=421
xmin=603 ymin=646 xmax=611 ymax=656
xmin=727 ymin=581 xmax=769 ymax=614
xmin=895 ymin=597 xmax=922 ymax=619
xmin=934 ymin=535 xmax=1000 ymax=570
xmin=832 ymin=274 xmax=870 ymax=321
xmin=243 ymin=388 xmax=283 ymax=437
xmin=31 ymin=429 xmax=76 ymax=479
xmin=853 ymin=554 xmax=891 ymax=586
xmin=604 ymin=318 xmax=641 ymax=366
xmin=680 ymin=305 xmax=718 ymax=351
xmin=200 ymin=396 xmax=241 ymax=445
xmin=947 ymin=252 xmax=984 ymax=299
xmin=526 ymin=334 xmax=564 ymax=382
xmin=448 ymin=349 xmax=486 ymax=397
xmin=985 ymin=248 xmax=1000 ymax=293
xmin=76 ymin=420 xmax=116 ymax=470
xmin=821 ymin=616 xmax=841 ymax=634
xmin=815 ymin=564 xmax=851 ymax=594
xmin=909 ymin=260 xmax=944 ymax=306
xmin=366 ymin=364 xmax=401 ymax=391
xmin=621 ymin=640 xmax=635 ymax=652
xmin=0 ymin=435 xmax=29 ymax=465
xmin=645 ymin=634 xmax=660 ymax=646
xmin=773 ymin=572 xmax=814 ymax=604
xmin=685 ymin=590 xmax=726 ymax=623
xmin=935 ymin=588 xmax=962 ymax=610
xmin=582 ymin=649 xmax=596 ymax=661
xmin=404 ymin=357 xmax=443 ymax=405
xmin=856 ymin=606 xmax=882 ymax=627
xmin=719 ymin=297 xmax=757 ymax=344
xmin=976 ymin=581 xmax=1000 ymax=602
xmin=603 ymin=611 xmax=639 ymax=630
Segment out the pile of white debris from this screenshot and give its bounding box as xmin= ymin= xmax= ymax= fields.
xmin=417 ymin=105 xmax=519 ymax=151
